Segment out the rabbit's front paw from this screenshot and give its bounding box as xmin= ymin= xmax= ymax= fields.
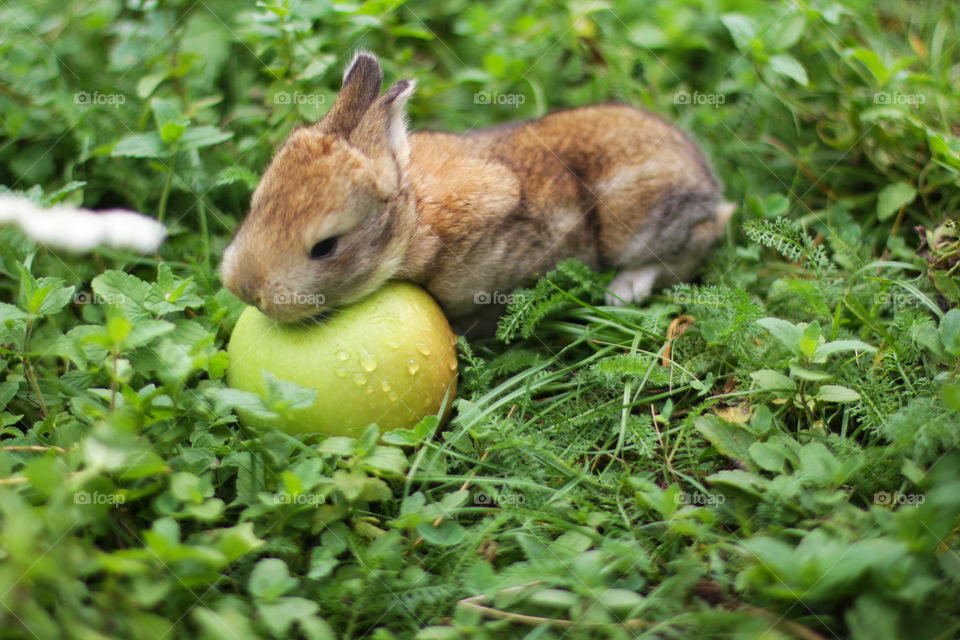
xmin=605 ymin=266 xmax=662 ymax=306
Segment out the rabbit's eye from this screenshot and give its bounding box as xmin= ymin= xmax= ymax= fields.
xmin=310 ymin=236 xmax=338 ymax=260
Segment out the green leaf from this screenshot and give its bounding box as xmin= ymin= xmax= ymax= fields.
xmin=307 ymin=547 xmax=338 ymax=580
xmin=125 ymin=319 xmax=176 ymax=349
xmin=356 ymin=424 xmax=380 ymax=454
xmin=256 ymin=597 xmax=320 ymax=637
xmin=28 ymin=278 xmax=73 ymax=316
xmin=876 ymin=182 xmax=916 ymax=221
xmin=721 ymin=14 xmax=759 ymax=52
xmin=170 ymin=472 xmax=213 ymax=503
xmin=848 ymin=47 xmax=889 ymax=83
xmin=415 ymin=520 xmax=466 ymax=546
xmin=147 ymin=263 xmax=204 ymax=313
xmin=694 ymin=416 xmax=757 ymax=464
xmin=178 ymin=126 xmax=233 ymax=151
xmin=749 ymin=441 xmax=787 ymax=473
xmin=707 ymin=470 xmax=768 ymax=499
xmin=415 ymin=627 xmax=464 ymax=640
xmin=118 ymin=451 xmax=170 ymax=480
xmin=213 ymin=522 xmax=265 ymax=562
xmin=597 ymin=588 xmax=644 ymax=616
xmin=317 ymin=436 xmax=356 ymax=457
xmin=817 ymin=385 xmax=861 ymax=403
xmin=112 ymin=132 xmax=166 ymax=158
xmin=797 ymin=442 xmax=840 ymax=486
xmin=151 ymin=98 xmax=182 ymax=131
xmin=380 ymin=428 xmax=421 ymax=446
xmin=214 ymin=165 xmax=260 ymax=189
xmin=193 ymin=602 xmax=257 ymax=640
xmin=940 ymin=309 xmax=960 ymax=357
xmin=248 ymin=558 xmax=297 ymax=602
xmin=46 ymin=180 xmax=86 ymax=204
xmin=136 ymin=73 xmax=166 ymax=99
xmin=750 ymin=369 xmax=796 ymax=392
xmin=943 ymin=381 xmax=960 ymax=411
xmin=742 ymin=536 xmax=798 ymax=577
xmin=331 ymin=470 xmax=365 ymax=502
xmin=160 ymin=122 xmax=186 ymax=144
xmin=932 ymin=271 xmax=960 ymax=304
xmin=769 ymin=54 xmax=808 ymax=85
xmin=211 ymin=387 xmax=276 ymax=421
xmin=0 ymin=381 xmax=18 ymax=411
xmin=526 ymin=588 xmax=579 ymax=610
xmin=262 ymin=372 xmax=317 ymax=413
xmin=298 ymin=615 xmax=336 ymax=640
xmin=92 ymin=270 xmax=153 ymax=322
xmin=362 ymin=446 xmax=408 ymax=476
xmin=847 ymin=594 xmax=900 ymax=640
xmin=789 ymin=363 xmax=833 ymax=381
xmin=761 ymin=193 xmax=790 ymax=218
xmin=0 ymin=302 xmax=29 ymax=325
xmin=798 ymin=321 xmax=821 ymax=359
xmin=756 ymin=317 xmax=802 ymax=354
xmin=439 ymin=490 xmax=471 ymax=512
xmin=766 ymin=12 xmax=806 ymax=51
xmin=813 ymin=339 xmax=877 ymax=362
xmin=182 ymin=498 xmax=225 ymax=521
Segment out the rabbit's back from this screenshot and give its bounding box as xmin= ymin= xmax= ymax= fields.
xmin=397 ymin=105 xmax=723 ymax=317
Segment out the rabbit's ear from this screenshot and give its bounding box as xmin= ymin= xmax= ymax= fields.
xmin=319 ymin=51 xmax=383 ymax=137
xmin=349 ymin=79 xmax=416 ymax=167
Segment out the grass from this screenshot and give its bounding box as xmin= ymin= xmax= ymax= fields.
xmin=1 ymin=0 xmax=960 ymax=638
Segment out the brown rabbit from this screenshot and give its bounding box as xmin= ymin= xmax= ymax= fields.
xmin=221 ymin=51 xmax=733 ymax=333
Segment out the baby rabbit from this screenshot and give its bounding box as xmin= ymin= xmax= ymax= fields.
xmin=221 ymin=51 xmax=732 ymax=333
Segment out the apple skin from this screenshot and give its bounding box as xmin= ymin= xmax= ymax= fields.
xmin=227 ymin=281 xmax=458 ymax=437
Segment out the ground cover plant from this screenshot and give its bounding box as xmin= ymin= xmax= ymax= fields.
xmin=1 ymin=0 xmax=959 ymax=638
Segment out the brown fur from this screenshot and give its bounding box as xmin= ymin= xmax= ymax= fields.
xmin=221 ymin=52 xmax=732 ymax=332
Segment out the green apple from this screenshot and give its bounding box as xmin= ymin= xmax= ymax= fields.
xmin=227 ymin=281 xmax=458 ymax=437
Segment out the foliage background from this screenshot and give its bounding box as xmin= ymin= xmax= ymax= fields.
xmin=1 ymin=0 xmax=960 ymax=638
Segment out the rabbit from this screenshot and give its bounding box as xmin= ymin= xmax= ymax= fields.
xmin=221 ymin=51 xmax=733 ymax=335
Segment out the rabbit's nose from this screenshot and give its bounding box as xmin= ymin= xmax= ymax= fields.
xmin=246 ymin=289 xmax=265 ymax=309
xmin=230 ymin=280 xmax=260 ymax=308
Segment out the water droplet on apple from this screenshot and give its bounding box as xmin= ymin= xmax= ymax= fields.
xmin=408 ymin=360 xmax=420 ymax=375
xmin=447 ymin=358 xmax=457 ymax=371
xmin=360 ymin=353 xmax=377 ymax=372
xmin=335 ymin=368 xmax=347 ymax=378
xmin=385 ymin=339 xmax=400 ymax=350
xmin=365 ymin=385 xmax=374 ymax=394
xmin=388 ymin=391 xmax=398 ymax=402
xmin=352 ymin=372 xmax=366 ymax=386
xmin=335 ymin=349 xmax=350 ymax=362
xmin=381 ymin=380 xmax=391 ymax=392
xmin=415 ymin=342 xmax=431 ymax=356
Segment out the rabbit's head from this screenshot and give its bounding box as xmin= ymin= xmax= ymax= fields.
xmin=221 ymin=52 xmax=416 ymax=322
